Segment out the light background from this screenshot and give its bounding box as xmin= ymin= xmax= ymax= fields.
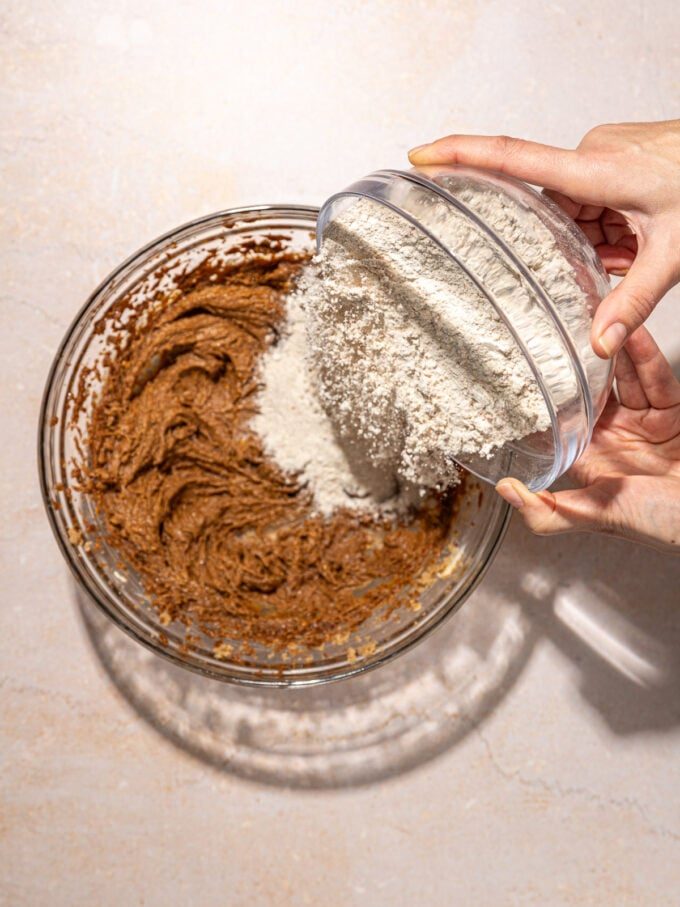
xmin=2 ymin=1 xmax=680 ymax=905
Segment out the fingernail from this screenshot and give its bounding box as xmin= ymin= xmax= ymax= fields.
xmin=408 ymin=143 xmax=430 ymax=159
xmin=496 ymin=480 xmax=525 ymax=510
xmin=598 ymin=322 xmax=627 ymax=357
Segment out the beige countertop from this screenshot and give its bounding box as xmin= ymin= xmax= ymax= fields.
xmin=2 ymin=1 xmax=679 ymax=904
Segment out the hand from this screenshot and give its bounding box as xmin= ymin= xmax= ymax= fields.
xmin=493 ymin=328 xmax=680 ymax=552
xmin=409 ymin=120 xmax=680 ymax=359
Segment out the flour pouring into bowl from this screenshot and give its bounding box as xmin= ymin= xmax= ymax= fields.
xmin=255 ymin=165 xmax=613 ymax=506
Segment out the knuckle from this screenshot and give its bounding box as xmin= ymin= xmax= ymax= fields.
xmin=603 ymin=496 xmax=638 ymax=538
xmin=494 ymin=134 xmax=524 ymax=159
xmin=598 ymin=514 xmax=627 ymax=540
xmin=529 ymin=524 xmax=558 ymax=538
xmin=579 ymin=123 xmax=617 ymax=148
xmin=623 ymin=285 xmax=657 ymax=322
xmin=522 ymin=510 xmax=557 ymax=536
xmin=529 ymin=526 xmax=555 ymax=537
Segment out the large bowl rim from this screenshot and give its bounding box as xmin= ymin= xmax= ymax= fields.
xmin=38 ymin=204 xmax=511 ymax=687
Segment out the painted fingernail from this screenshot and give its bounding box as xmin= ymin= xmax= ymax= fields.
xmin=496 ymin=481 xmax=525 ymax=510
xmin=598 ymin=322 xmax=627 ymax=357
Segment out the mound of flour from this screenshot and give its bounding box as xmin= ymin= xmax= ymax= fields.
xmin=254 ymin=188 xmax=591 ymax=514
xmin=251 ymin=291 xmax=408 ymax=516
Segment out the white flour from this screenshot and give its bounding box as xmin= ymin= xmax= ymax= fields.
xmin=254 ymin=185 xmax=591 ymax=514
xmin=251 ymin=293 xmax=399 ymax=515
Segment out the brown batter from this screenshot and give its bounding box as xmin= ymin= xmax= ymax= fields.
xmin=78 ymin=245 xmax=463 ymax=656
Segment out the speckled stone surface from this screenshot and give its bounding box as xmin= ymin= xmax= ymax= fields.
xmin=2 ymin=2 xmax=680 ymax=905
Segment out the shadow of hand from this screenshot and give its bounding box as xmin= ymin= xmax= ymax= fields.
xmin=485 ymin=522 xmax=680 ymax=735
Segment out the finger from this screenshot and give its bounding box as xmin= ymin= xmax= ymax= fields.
xmin=614 ymin=233 xmax=638 ymax=252
xmin=576 ymin=204 xmax=604 ymax=222
xmin=542 ymin=188 xmax=582 ymax=219
xmin=545 ymin=197 xmax=637 ymax=271
xmin=595 ymin=244 xmax=636 ymax=275
xmin=614 ymin=347 xmax=649 ymax=410
xmin=591 ymin=235 xmax=680 ymax=358
xmin=408 ymin=134 xmax=602 ymax=199
xmin=601 ymin=210 xmax=635 ymax=247
xmin=496 ymin=479 xmax=612 ymax=535
xmin=624 ymin=326 xmax=680 ymax=408
xmin=579 ymin=220 xmax=606 ymax=247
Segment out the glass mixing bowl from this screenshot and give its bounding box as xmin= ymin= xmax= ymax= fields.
xmin=39 ymin=205 xmax=511 ymax=687
xmin=318 ymin=165 xmax=615 ymax=491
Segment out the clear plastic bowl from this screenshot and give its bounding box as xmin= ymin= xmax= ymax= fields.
xmin=317 ymin=165 xmax=615 ymax=491
xmin=38 ymin=205 xmax=511 ymax=687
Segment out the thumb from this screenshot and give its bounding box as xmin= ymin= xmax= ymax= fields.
xmin=496 ymin=479 xmax=613 ymax=536
xmin=591 ymin=231 xmax=680 ymax=358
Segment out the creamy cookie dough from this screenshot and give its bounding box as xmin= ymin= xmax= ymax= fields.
xmin=77 ymin=246 xmax=462 ymax=655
